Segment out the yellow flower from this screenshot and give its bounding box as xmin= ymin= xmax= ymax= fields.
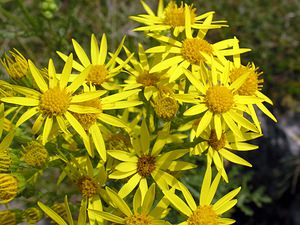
xmin=57 ymin=34 xmax=131 ymax=90
xmin=182 ymin=65 xmax=262 ymax=140
xmin=118 ymin=44 xmax=170 ymax=101
xmin=108 ymin=120 xmax=196 ymax=198
xmin=23 ymin=207 xmax=43 ymax=225
xmin=0 ymin=49 xmax=29 ymax=79
xmin=164 ymin=162 xmax=240 ymax=225
xmin=1 ymin=55 xmax=103 ymax=144
xmin=72 ymin=85 xmax=141 ymax=159
xmin=146 ymin=33 xmax=250 ymax=82
xmin=21 ymin=141 xmax=49 ymax=168
xmin=130 ymin=0 xmax=225 ymax=37
xmin=38 ymin=196 xmax=77 ymax=225
xmin=227 ymin=43 xmax=277 ymax=132
xmin=191 ymin=125 xmax=262 ymax=182
xmin=89 ymin=184 xmax=171 ymax=225
xmin=0 ymin=130 xmax=15 ymax=172
xmin=61 ymin=156 xmax=107 ymax=224
xmin=0 ymin=210 xmax=18 ymax=225
xmin=0 ymin=173 xmax=18 ymax=203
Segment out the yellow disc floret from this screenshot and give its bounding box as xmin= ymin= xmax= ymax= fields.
xmin=0 ymin=174 xmax=18 ymax=202
xmin=22 ymin=141 xmax=49 ymax=168
xmin=164 ymin=1 xmax=196 ymax=27
xmin=137 ymin=155 xmax=156 ymax=177
xmin=154 ymin=96 xmax=179 ymax=121
xmin=40 ymin=87 xmax=70 ymax=116
xmin=205 ymin=86 xmax=234 ymax=114
xmin=137 ymin=72 xmax=159 ymax=87
xmin=208 ymin=129 xmax=226 ymax=150
xmin=229 ymin=65 xmax=263 ymax=96
xmin=125 ymin=214 xmax=152 ymax=225
xmin=77 ymin=176 xmax=98 ymax=198
xmin=188 ymin=205 xmax=219 ymax=225
xmin=181 ymin=38 xmax=213 ymax=65
xmin=73 ymin=99 xmax=102 ymax=130
xmin=87 ymin=65 xmax=108 ymax=85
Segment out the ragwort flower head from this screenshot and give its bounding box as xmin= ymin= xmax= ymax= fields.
xmin=183 ymin=65 xmax=262 ymax=140
xmin=108 ymin=120 xmax=196 ymax=198
xmin=57 ymin=34 xmax=130 ymax=90
xmin=0 ymin=49 xmax=29 ymax=79
xmin=1 ymin=55 xmax=104 ymax=145
xmin=130 ymin=0 xmax=226 ymax=37
xmin=164 ymin=162 xmax=240 ymax=225
xmin=89 ymin=184 xmax=170 ymax=225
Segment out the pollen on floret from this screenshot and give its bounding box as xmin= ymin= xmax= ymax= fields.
xmin=208 ymin=129 xmax=226 ymax=150
xmin=205 ymin=86 xmax=234 ymax=114
xmin=22 ymin=141 xmax=49 ymax=168
xmin=0 ymin=173 xmax=18 ymax=202
xmin=77 ymin=176 xmax=98 ymax=198
xmin=0 ymin=49 xmax=28 ymax=79
xmin=188 ymin=205 xmax=219 ymax=225
xmin=39 ymin=87 xmax=71 ymax=116
xmin=154 ymin=96 xmax=179 ymax=121
xmin=124 ymin=213 xmax=152 ymax=225
xmin=73 ymin=99 xmax=102 ymax=130
xmin=87 ymin=65 xmax=108 ymax=85
xmin=181 ymin=38 xmax=213 ymax=65
xmin=229 ymin=65 xmax=263 ymax=96
xmin=164 ymin=1 xmax=196 ymax=27
xmin=137 ymin=155 xmax=156 ymax=177
xmin=136 ymin=71 xmax=159 ymax=87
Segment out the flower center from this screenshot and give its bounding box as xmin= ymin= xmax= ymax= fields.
xmin=188 ymin=205 xmax=219 ymax=225
xmin=22 ymin=141 xmax=49 ymax=168
xmin=154 ymin=96 xmax=179 ymax=121
xmin=77 ymin=176 xmax=98 ymax=198
xmin=73 ymin=99 xmax=102 ymax=130
xmin=229 ymin=65 xmax=263 ymax=96
xmin=124 ymin=214 xmax=152 ymax=225
xmin=205 ymin=86 xmax=234 ymax=114
xmin=136 ymin=72 xmax=159 ymax=87
xmin=0 ymin=150 xmax=11 ymax=173
xmin=0 ymin=174 xmax=18 ymax=202
xmin=87 ymin=65 xmax=108 ymax=85
xmin=137 ymin=155 xmax=156 ymax=177
xmin=106 ymin=133 xmax=132 ymax=151
xmin=163 ymin=2 xmax=196 ymax=27
xmin=208 ymin=129 xmax=226 ymax=150
xmin=39 ymin=87 xmax=70 ymax=116
xmin=181 ymin=38 xmax=213 ymax=65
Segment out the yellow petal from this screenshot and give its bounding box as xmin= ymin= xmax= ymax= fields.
xmin=72 ymin=39 xmax=91 ymax=67
xmin=28 ymin=60 xmax=48 ymax=93
xmin=106 ymin=187 xmax=132 ymax=216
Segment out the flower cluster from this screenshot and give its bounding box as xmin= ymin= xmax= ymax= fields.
xmin=0 ymin=1 xmax=276 ymax=224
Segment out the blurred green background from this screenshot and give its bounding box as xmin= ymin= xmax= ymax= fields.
xmin=0 ymin=0 xmax=300 ymax=224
